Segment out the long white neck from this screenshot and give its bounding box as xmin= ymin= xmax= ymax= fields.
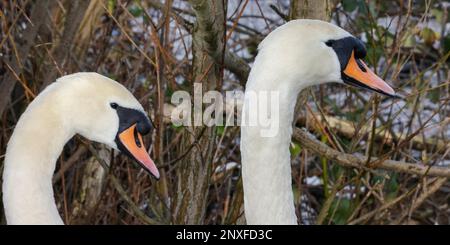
xmin=2 ymin=92 xmax=73 ymax=225
xmin=241 ymin=53 xmax=305 ymax=225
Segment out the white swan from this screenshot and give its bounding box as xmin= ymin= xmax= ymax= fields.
xmin=2 ymin=72 xmax=160 ymax=225
xmin=240 ymin=20 xmax=397 ymax=225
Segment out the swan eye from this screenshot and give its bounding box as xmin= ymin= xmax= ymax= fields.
xmin=110 ymin=102 xmax=118 ymax=109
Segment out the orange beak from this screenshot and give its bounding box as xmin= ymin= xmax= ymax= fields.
xmin=118 ymin=124 xmax=160 ymax=179
xmin=342 ymin=51 xmax=398 ymax=98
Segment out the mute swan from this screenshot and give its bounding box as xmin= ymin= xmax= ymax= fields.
xmin=2 ymin=72 xmax=160 ymax=225
xmin=240 ymin=20 xmax=397 ymax=225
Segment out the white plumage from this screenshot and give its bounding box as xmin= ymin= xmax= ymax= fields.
xmin=2 ymin=72 xmax=146 ymax=225
xmin=240 ymin=20 xmax=394 ymax=225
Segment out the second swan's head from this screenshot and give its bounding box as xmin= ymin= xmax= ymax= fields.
xmin=50 ymin=72 xmax=160 ymax=179
xmin=253 ymin=19 xmax=397 ymax=97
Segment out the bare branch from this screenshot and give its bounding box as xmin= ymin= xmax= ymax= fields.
xmin=293 ymin=128 xmax=450 ymax=178
xmin=40 ymin=0 xmax=91 ymax=89
xmin=0 ymin=0 xmax=55 ymax=115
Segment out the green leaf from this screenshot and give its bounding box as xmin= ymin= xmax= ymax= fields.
xmin=385 ymin=173 xmax=399 ymax=200
xmin=107 ymin=0 xmax=116 ymax=13
xmin=366 ymin=45 xmax=383 ymax=66
xmin=342 ymin=0 xmax=359 ymax=12
xmin=292 ymin=185 xmax=300 ymax=205
xmin=427 ymin=88 xmax=440 ymax=103
xmin=129 ymin=5 xmax=143 ymax=17
xmin=441 ymin=34 xmax=450 ymax=56
xmin=330 ymin=198 xmax=353 ymax=224
xmin=420 ymin=27 xmax=438 ymax=46
xmin=289 ymin=142 xmax=302 ymax=159
xmin=343 ymin=107 xmax=365 ymax=122
xmin=366 ymin=1 xmax=378 ymax=18
xmin=170 ymin=123 xmax=183 ymax=130
xmin=402 ymin=32 xmax=417 ymax=48
xmin=431 ymin=8 xmax=443 ymax=23
xmin=216 ymin=125 xmax=225 ymax=136
xmin=106 ymin=74 xmax=118 ymax=81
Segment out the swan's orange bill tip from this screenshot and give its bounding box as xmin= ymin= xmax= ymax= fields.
xmin=118 ymin=124 xmax=160 ymax=179
xmin=343 ymin=51 xmax=397 ymax=97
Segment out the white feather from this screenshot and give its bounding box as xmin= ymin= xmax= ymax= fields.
xmin=241 ymin=20 xmax=353 ymax=225
xmin=2 ymin=72 xmax=146 ymax=225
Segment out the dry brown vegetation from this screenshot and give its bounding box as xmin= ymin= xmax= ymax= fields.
xmin=0 ymin=0 xmax=449 ymax=225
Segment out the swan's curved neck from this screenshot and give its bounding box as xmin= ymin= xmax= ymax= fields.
xmin=241 ymin=59 xmax=305 ymax=224
xmin=2 ymin=99 xmax=72 ymax=225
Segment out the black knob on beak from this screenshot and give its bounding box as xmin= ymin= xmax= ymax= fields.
xmin=137 ymin=119 xmax=152 ymax=135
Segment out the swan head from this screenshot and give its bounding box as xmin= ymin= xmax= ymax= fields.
xmin=54 ymin=72 xmax=160 ymax=179
xmin=255 ymin=19 xmax=397 ymax=97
